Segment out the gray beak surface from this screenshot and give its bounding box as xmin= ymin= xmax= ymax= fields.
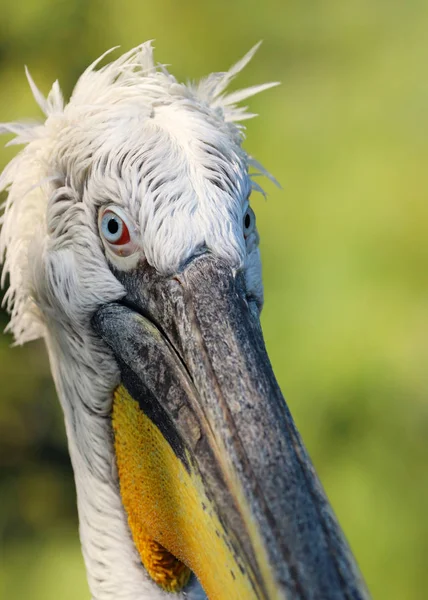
xmin=93 ymin=254 xmax=369 ymax=600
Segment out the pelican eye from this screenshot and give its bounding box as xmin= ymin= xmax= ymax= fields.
xmin=98 ymin=205 xmax=138 ymax=257
xmin=243 ymin=206 xmax=255 ymax=238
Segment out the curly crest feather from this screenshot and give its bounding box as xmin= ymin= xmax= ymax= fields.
xmin=0 ymin=42 xmax=280 ymax=600
xmin=0 ymin=41 xmax=278 ymax=345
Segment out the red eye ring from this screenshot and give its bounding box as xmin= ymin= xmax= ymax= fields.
xmin=100 ymin=209 xmax=131 ymax=246
xmin=98 ymin=205 xmax=139 ymax=259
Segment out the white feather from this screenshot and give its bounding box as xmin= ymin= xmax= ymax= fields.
xmin=0 ymin=41 xmax=278 ymax=600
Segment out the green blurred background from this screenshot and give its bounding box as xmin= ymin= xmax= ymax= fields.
xmin=1 ymin=1 xmax=427 ymax=598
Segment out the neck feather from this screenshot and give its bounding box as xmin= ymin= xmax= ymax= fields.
xmin=44 ymin=328 xmax=187 ymax=600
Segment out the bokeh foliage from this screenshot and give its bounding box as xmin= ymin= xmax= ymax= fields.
xmin=1 ymin=1 xmax=428 ymax=599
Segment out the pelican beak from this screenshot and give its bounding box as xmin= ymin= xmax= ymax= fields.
xmin=92 ymin=254 xmax=367 ymax=600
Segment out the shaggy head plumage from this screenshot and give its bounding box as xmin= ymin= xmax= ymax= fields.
xmin=0 ymin=41 xmax=277 ymax=346
xmin=0 ymin=43 xmax=368 ymax=600
xmin=0 ymin=42 xmax=281 ymax=600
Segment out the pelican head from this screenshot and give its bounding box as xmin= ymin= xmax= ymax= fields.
xmin=0 ymin=42 xmax=368 ymax=600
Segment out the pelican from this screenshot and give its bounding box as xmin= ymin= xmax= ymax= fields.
xmin=0 ymin=42 xmax=369 ymax=600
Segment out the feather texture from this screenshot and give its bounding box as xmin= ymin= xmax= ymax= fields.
xmin=0 ymin=42 xmax=278 ymax=600
xmin=0 ymin=41 xmax=277 ymax=345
